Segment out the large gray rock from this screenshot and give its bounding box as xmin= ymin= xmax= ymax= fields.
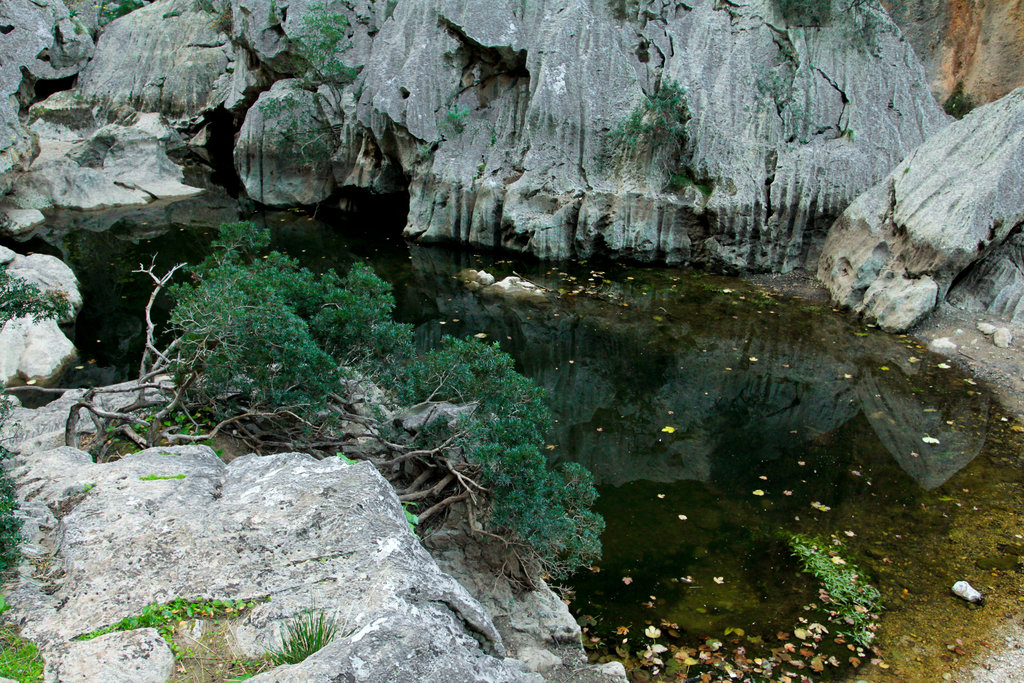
xmin=46 ymin=629 xmax=175 ymax=683
xmin=819 ymin=87 xmax=1024 ymax=331
xmin=76 ymin=0 xmax=244 ymax=125
xmin=0 ymin=0 xmax=93 ymax=194
xmin=6 ymin=445 xmax=532 ymax=681
xmin=234 ymin=80 xmax=340 ymax=206
xmin=4 ymin=112 xmax=202 ymax=212
xmin=0 ymin=249 xmax=81 ymax=386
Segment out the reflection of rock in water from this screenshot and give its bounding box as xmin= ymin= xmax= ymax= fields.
xmin=404 ymin=246 xmax=990 ymax=491
xmin=857 ymin=374 xmax=988 ymax=490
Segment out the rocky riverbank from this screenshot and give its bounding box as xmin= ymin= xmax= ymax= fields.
xmin=0 ymin=388 xmax=626 ymax=682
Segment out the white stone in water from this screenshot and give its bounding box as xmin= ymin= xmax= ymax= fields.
xmin=952 ymin=580 xmax=984 ymax=604
xmin=977 ymin=322 xmax=998 ymax=335
xmin=993 ymin=328 xmax=1013 ymax=348
xmin=928 ymin=337 xmax=958 ymax=353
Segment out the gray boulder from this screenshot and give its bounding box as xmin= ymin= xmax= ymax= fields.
xmin=0 ymin=0 xmax=93 ymax=194
xmin=819 ymin=87 xmax=1024 ymax=331
xmin=5 ymin=112 xmax=201 ymax=212
xmin=235 ymin=81 xmax=340 ymax=206
xmin=0 ymin=249 xmax=81 ymax=386
xmin=6 ymin=445 xmax=532 ymax=681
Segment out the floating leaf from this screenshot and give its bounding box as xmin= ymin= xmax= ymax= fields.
xmin=622 ymin=576 xmax=633 ymax=585
xmin=644 ymin=625 xmax=662 ymax=638
xmin=473 ymin=332 xmax=488 ymax=338
xmin=752 ymin=489 xmax=765 ymax=496
xmin=657 ymin=493 xmax=666 ymax=499
xmin=661 ymin=426 xmax=676 ymax=433
xmin=713 ymin=576 xmax=725 ymax=584
xmin=938 ymin=363 xmax=951 ymax=369
xmin=922 ymin=436 xmax=940 ymax=444
xmin=678 ymin=514 xmax=688 ymax=520
xmin=794 ymin=628 xmax=809 ymax=640
xmin=616 ymin=626 xmax=630 ymax=635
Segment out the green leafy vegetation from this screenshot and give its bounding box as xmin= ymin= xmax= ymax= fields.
xmin=267 ymin=610 xmax=339 ymax=665
xmin=788 ymin=533 xmax=881 ymax=647
xmin=80 ymin=598 xmax=265 ymax=652
xmin=0 ymin=624 xmax=44 ymax=682
xmin=97 ymin=0 xmax=144 ymax=26
xmin=72 ymin=222 xmax=602 ymax=580
xmin=291 ymin=3 xmax=359 ymax=86
xmin=944 ymin=81 xmax=977 ymax=119
xmin=607 ymin=80 xmax=689 ymax=154
xmin=438 ymin=105 xmax=470 ymax=139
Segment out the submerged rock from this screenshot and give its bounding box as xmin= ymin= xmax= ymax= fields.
xmin=819 ymin=87 xmax=1024 ymax=331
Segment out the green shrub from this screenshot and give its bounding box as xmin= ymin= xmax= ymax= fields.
xmin=438 ymin=106 xmax=470 ymax=139
xmin=98 ymin=0 xmax=144 ymax=26
xmin=944 ymin=81 xmax=976 ymax=119
xmin=608 ymin=80 xmax=689 ymax=153
xmin=292 ymin=3 xmax=359 ymax=86
xmin=398 ymin=337 xmax=603 ymax=577
xmin=168 ymin=222 xmax=411 ymax=420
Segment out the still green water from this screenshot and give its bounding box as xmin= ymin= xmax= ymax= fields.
xmin=20 ymin=196 xmax=1024 ymax=682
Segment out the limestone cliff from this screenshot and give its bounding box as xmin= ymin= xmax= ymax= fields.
xmin=64 ymin=0 xmax=948 ymax=273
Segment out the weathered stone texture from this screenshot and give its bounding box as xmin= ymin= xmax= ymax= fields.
xmin=819 ymin=87 xmax=1024 ymax=331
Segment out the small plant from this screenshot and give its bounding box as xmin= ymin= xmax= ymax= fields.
xmin=438 ymin=106 xmax=470 ymax=139
xmin=788 ymin=533 xmax=881 ymax=647
xmin=944 ymin=81 xmax=976 ymax=119
xmin=80 ymin=598 xmax=265 ymax=652
xmin=268 ymin=610 xmax=339 ymax=665
xmin=402 ymin=501 xmax=419 ymax=537
xmin=98 ymin=0 xmax=144 ymax=26
xmin=0 ymin=623 xmax=44 ymax=681
xmin=607 ymin=80 xmax=689 ymax=153
xmin=138 ymin=474 xmax=187 ymax=481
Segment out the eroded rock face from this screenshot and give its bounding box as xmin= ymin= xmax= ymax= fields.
xmin=818 ymin=87 xmax=1024 ymax=331
xmin=0 ymin=0 xmax=93 ymax=194
xmin=222 ymin=0 xmax=948 ymax=271
xmin=888 ymin=0 xmax=1024 ymax=108
xmin=6 ymin=445 xmax=533 ymax=682
xmin=76 ymin=0 xmax=246 ymax=126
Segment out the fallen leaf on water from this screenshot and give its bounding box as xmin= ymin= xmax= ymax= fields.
xmin=810 ymin=501 xmax=831 ymax=512
xmin=616 ymin=626 xmax=630 ymax=635
xmin=678 ymin=514 xmax=688 ymax=520
xmin=844 ymin=530 xmax=856 ymax=537
xmin=474 ymin=332 xmax=487 ymax=338
xmin=657 ymin=493 xmax=666 ymax=499
xmin=622 ymin=576 xmax=633 ymax=585
xmin=794 ymin=628 xmax=809 ymax=640
xmin=1011 ymin=425 xmax=1024 ymax=433
xmin=830 ymin=556 xmax=847 ymax=565
xmin=713 ymin=576 xmax=725 ymax=584
xmin=752 ymin=489 xmax=765 ymax=496
xmin=938 ymin=363 xmax=951 ymax=369
xmin=783 ymin=490 xmax=793 ymax=496
xmin=661 ymin=426 xmax=676 ymax=433
xmin=645 ymin=625 xmax=662 ymax=638
xmin=922 ymin=436 xmax=940 ymax=444
xmin=749 ymin=356 xmax=759 ymax=362
xmin=879 ymin=366 xmax=890 ymax=371
xmin=545 ymin=444 xmax=557 ymax=450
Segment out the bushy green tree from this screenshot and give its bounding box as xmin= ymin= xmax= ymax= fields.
xmin=168 ymin=221 xmax=411 ymax=419
xmin=399 ymin=337 xmax=603 ymax=576
xmin=86 ymin=221 xmax=602 ymax=579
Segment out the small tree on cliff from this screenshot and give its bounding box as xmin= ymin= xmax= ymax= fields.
xmin=64 ymin=222 xmax=602 ymax=580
